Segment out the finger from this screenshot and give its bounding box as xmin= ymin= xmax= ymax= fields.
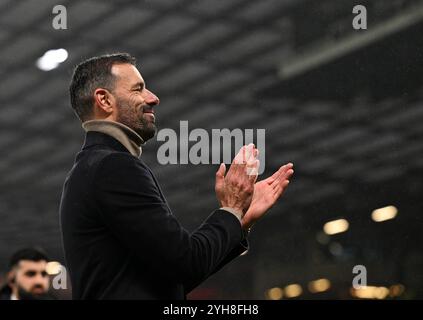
xmin=233 ymin=145 xmax=248 ymax=164
xmin=271 ymin=163 xmax=289 ymax=180
xmin=229 ymin=144 xmax=257 ymax=185
xmin=247 ymin=159 xmax=259 ymax=183
xmin=249 ymin=145 xmax=258 ymax=162
xmin=246 ymin=158 xmax=259 ymax=170
xmin=272 ymin=168 xmax=291 ymax=187
xmin=286 ymin=162 xmax=294 ymax=168
xmin=245 ymin=143 xmax=255 ymax=164
xmin=228 ymin=146 xmax=247 ymax=179
xmin=215 ymin=163 xmax=226 ymax=193
xmin=274 ymin=180 xmax=290 ymax=197
xmin=283 ymin=169 xmax=294 ymax=180
xmin=271 ymin=178 xmax=280 ymax=190
xmin=275 ymin=165 xmax=293 ymax=182
xmin=278 ymin=162 xmax=293 ymax=172
xmin=253 ymin=148 xmax=259 ymax=158
xmin=273 ymin=184 xmax=282 ymax=195
xmin=232 ymin=146 xmax=243 ymax=164
xmin=274 ymin=172 xmax=293 ymax=191
xmin=266 ymin=166 xmax=283 ymax=185
xmin=232 ymin=144 xmax=255 ymax=179
xmin=247 ymin=167 xmax=258 ymax=184
xmin=216 ymin=162 xmax=226 ymax=177
xmin=276 ymin=180 xmax=290 ymax=197
xmin=227 ymin=161 xmax=245 ymax=181
xmin=278 ymin=162 xmax=293 ymax=174
xmin=270 ymin=166 xmax=286 ymax=183
xmin=270 ymin=170 xmax=281 ymax=181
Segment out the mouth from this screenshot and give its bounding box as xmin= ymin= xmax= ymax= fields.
xmin=31 ymin=288 xmax=45 ymax=294
xmin=143 ymin=111 xmax=155 ymax=122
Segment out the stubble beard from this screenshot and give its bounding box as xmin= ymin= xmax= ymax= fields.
xmin=115 ymin=97 xmax=157 ymax=142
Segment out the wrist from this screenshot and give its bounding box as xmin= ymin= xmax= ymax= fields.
xmin=221 ymin=207 xmax=243 ymax=222
xmin=242 ymin=224 xmax=253 ymax=237
xmin=241 ymin=218 xmax=254 ymax=231
xmin=220 ymin=203 xmax=244 ymax=215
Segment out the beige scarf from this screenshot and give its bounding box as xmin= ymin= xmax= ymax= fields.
xmin=82 ymin=120 xmax=144 ymax=157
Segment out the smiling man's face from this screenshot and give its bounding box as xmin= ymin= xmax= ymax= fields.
xmin=111 ymin=63 xmax=160 ymax=141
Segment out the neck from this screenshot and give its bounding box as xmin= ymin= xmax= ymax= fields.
xmin=82 ymin=120 xmax=144 ymax=157
xmin=11 ymin=287 xmax=18 ymax=300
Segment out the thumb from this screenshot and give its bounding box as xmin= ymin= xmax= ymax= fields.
xmin=215 ymin=163 xmax=226 ymax=192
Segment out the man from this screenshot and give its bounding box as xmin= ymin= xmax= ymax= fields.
xmin=60 ymin=53 xmax=293 ymax=299
xmin=0 ymin=247 xmax=51 ymax=300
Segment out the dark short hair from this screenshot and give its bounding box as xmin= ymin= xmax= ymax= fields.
xmin=69 ymin=53 xmax=137 ymax=121
xmin=9 ymin=247 xmax=49 ymax=269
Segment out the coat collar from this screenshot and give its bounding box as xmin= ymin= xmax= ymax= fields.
xmin=82 ymin=120 xmax=144 ymax=157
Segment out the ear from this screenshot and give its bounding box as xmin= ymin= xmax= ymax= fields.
xmin=94 ymin=88 xmax=115 ymax=115
xmin=7 ymin=270 xmax=16 ymax=285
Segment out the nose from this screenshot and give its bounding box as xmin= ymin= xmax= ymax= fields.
xmin=144 ymin=89 xmax=160 ymax=106
xmin=34 ymin=274 xmax=46 ymax=286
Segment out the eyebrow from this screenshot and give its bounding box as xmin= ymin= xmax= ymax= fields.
xmin=132 ymin=82 xmax=145 ymax=90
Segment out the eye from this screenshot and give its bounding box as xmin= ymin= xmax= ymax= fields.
xmin=25 ymin=271 xmax=37 ymax=277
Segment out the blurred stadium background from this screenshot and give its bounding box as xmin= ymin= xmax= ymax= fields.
xmin=0 ymin=0 xmax=422 ymax=299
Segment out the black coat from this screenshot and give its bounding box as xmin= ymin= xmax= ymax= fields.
xmin=59 ymin=132 xmax=248 ymax=300
xmin=0 ymin=285 xmax=11 ymax=300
